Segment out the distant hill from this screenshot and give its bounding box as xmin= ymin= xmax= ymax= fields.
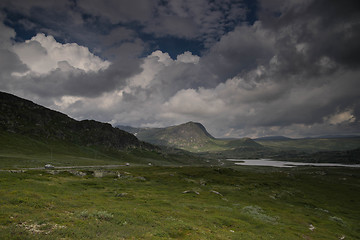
xmin=119 ymin=122 xmax=214 ymax=149
xmin=225 ymin=138 xmax=264 ymax=148
xmin=312 ymin=135 xmax=360 ymax=139
xmin=255 ymin=136 xmax=293 ymax=141
xmin=255 ymin=136 xmax=360 ymax=153
xmin=306 ymin=147 xmax=360 ymax=164
xmin=117 ymin=122 xmax=263 ymax=153
xmin=138 ymin=122 xmax=214 ymax=145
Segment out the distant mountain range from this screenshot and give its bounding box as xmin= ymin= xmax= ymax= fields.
xmin=117 ymin=122 xmax=263 ymax=153
xmin=309 ymin=135 xmax=360 ymax=139
xmin=117 ymin=122 xmax=360 ymax=157
xmin=255 ymin=135 xmax=360 ymax=140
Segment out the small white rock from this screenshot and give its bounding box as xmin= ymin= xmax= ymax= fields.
xmin=309 ymin=224 xmax=315 ymax=231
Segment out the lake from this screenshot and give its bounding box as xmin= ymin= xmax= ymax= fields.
xmin=227 ymin=159 xmax=360 ymax=168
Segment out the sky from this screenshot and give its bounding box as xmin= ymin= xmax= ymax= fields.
xmin=0 ymin=0 xmax=360 ymax=138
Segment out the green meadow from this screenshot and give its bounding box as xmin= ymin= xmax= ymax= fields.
xmin=1 ymin=166 xmax=359 ymax=239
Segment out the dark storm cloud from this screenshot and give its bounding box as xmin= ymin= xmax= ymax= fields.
xmin=259 ymin=0 xmax=360 ymax=73
xmin=1 ymin=0 xmax=82 ymax=39
xmin=239 ymin=0 xmax=360 ymax=130
xmin=76 ymin=0 xmax=158 ymax=24
xmin=1 ymin=0 xmax=141 ymax=57
xmin=144 ymin=0 xmax=247 ymax=45
xmin=201 ymin=22 xmax=275 ymax=82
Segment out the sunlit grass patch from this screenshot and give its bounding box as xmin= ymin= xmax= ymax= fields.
xmin=242 ymin=205 xmax=279 ymax=224
xmin=77 ymin=210 xmax=114 ymax=221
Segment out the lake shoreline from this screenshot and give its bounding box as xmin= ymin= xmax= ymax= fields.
xmin=227 ymin=158 xmax=360 ymax=168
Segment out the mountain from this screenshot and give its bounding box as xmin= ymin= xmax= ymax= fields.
xmin=255 ymin=136 xmax=293 ymax=141
xmin=0 ymin=91 xmax=146 ymax=150
xmin=139 ymin=122 xmax=213 ymax=145
xmin=117 ymin=122 xmax=263 ymax=153
xmin=118 ymin=122 xmax=214 ymax=150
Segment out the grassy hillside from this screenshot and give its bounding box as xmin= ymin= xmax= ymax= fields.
xmin=0 ymin=91 xmax=147 ymax=150
xmin=0 ymin=166 xmax=359 ymax=239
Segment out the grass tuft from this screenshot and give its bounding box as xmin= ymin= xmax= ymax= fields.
xmin=78 ymin=210 xmax=114 ymax=221
xmin=242 ymin=205 xmax=279 ymax=224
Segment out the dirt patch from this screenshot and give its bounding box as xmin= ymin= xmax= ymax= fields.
xmin=17 ymin=221 xmax=66 ymax=234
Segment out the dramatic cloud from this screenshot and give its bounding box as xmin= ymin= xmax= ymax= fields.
xmin=202 ymin=21 xmax=275 ymax=81
xmin=13 ymin=33 xmax=111 ymax=75
xmin=144 ymin=0 xmax=247 ymax=45
xmin=76 ymin=0 xmax=158 ymax=24
xmin=1 ymin=0 xmax=360 ymax=138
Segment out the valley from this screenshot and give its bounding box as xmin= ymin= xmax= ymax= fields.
xmin=117 ymin=122 xmax=360 ymax=165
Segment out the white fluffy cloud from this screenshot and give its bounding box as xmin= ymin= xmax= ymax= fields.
xmin=12 ymin=33 xmax=111 ymax=75
xmin=127 ymin=50 xmax=200 ymax=89
xmin=127 ymin=50 xmax=171 ymax=89
xmin=163 ymin=88 xmax=226 ymax=117
xmin=176 ymin=51 xmax=200 ymax=64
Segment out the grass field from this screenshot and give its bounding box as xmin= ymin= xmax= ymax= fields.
xmin=0 ymin=166 xmax=359 ymax=239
